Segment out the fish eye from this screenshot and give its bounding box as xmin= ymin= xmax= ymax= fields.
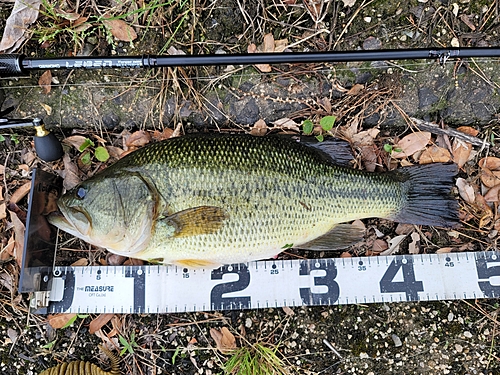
xmin=76 ymin=187 xmax=87 ymax=199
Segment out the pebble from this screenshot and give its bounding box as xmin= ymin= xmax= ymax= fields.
xmin=245 ymin=318 xmax=252 ymax=328
xmin=463 ymin=331 xmax=473 ymax=338
xmin=391 ymin=334 xmax=403 ymax=347
xmin=455 ymin=344 xmax=463 ymax=353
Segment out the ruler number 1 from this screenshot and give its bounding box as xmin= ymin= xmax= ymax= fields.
xmin=380 ymin=258 xmax=423 ymax=301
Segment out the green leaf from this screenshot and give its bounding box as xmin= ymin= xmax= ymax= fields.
xmin=0 ymin=134 xmax=5 ymax=142
xmin=79 ymin=138 xmax=94 ymax=152
xmin=383 ymin=144 xmax=393 ymax=153
xmin=320 ymin=116 xmax=335 ymax=131
xmin=42 ymin=340 xmax=56 ymax=349
xmin=315 ymin=134 xmax=324 ymax=142
xmin=11 ymin=134 xmax=19 ymax=145
xmin=77 ymin=314 xmax=89 ymax=319
xmin=95 ymin=146 xmax=110 ymax=162
xmin=61 ymin=315 xmax=78 ymax=329
xmin=81 ymin=152 xmax=92 ymax=165
xmin=281 ymin=243 xmax=293 ymax=249
xmin=172 ymin=346 xmax=181 ymax=365
xmin=302 ymin=119 xmax=314 ymax=135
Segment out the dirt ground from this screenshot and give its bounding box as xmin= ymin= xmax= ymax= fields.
xmin=0 ymin=0 xmax=500 ymax=374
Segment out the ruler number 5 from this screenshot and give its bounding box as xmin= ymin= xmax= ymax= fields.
xmin=475 ymin=254 xmax=500 ymax=297
xmin=210 ymin=265 xmax=251 ymax=309
xmin=380 ymin=258 xmax=423 ymax=301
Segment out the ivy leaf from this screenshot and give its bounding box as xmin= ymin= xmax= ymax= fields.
xmin=320 ymin=116 xmax=335 ymax=131
xmin=302 ymin=119 xmax=314 ymax=135
xmin=95 ymin=146 xmax=110 ymax=162
xmin=81 ymin=152 xmax=92 ymax=165
xmin=315 ymin=134 xmax=324 ymax=142
xmin=383 ymin=144 xmax=393 ymax=153
xmin=79 ymin=138 xmax=94 ymax=152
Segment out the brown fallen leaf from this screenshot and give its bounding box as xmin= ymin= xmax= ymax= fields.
xmin=272 ymin=118 xmax=300 ymax=132
xmin=479 ymin=157 xmax=500 ymax=188
xmin=340 ymin=251 xmax=352 ymax=258
xmin=9 ymin=180 xmax=31 ymax=205
xmin=372 ymin=239 xmax=388 ymax=253
xmin=124 ymin=130 xmax=151 ymax=149
xmin=8 ymin=209 xmax=25 ymax=268
xmin=102 ymin=19 xmax=137 ymax=42
xmin=436 ymin=247 xmax=453 ymax=254
xmin=248 ymin=33 xmax=274 ymax=72
xmin=89 ymin=314 xmax=115 ymax=335
xmin=452 ymin=139 xmax=472 ymax=168
xmin=152 ymin=128 xmax=174 ymax=141
xmin=38 ymin=70 xmax=52 ymax=94
xmin=391 ymin=132 xmax=431 ymax=159
xmin=0 ymin=0 xmax=42 ymax=53
xmin=71 ymin=258 xmax=89 ymax=266
xmin=419 ymin=145 xmax=452 ymax=164
xmin=456 ymin=178 xmax=475 ymax=204
xmin=0 ymin=186 xmax=5 ymax=220
xmin=282 ymin=306 xmax=294 ymax=316
xmin=47 ymin=313 xmax=77 ymax=329
xmin=484 ymin=185 xmax=500 ymax=202
xmin=408 ymin=232 xmax=420 ymax=254
xmin=210 ymin=327 xmax=236 ymax=353
xmin=63 ymin=135 xmax=88 ymax=150
xmin=250 ymin=119 xmax=268 ymax=136
xmin=62 ymin=153 xmax=81 ymax=190
xmin=346 ymin=84 xmax=364 ymax=96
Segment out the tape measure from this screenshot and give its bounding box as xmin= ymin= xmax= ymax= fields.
xmin=44 ymin=251 xmax=500 ymax=314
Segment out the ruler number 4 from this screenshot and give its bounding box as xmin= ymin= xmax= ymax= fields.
xmin=379 ymin=258 xmax=423 ymax=301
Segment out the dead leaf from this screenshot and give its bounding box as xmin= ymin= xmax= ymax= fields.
xmin=419 ymin=145 xmax=452 ymax=164
xmin=55 ymin=9 xmax=80 ymax=21
xmin=38 ymin=70 xmax=52 ymax=94
xmin=250 ymin=119 xmax=268 ymax=136
xmin=47 ymin=313 xmax=77 ymax=329
xmin=484 ymin=185 xmax=500 ymax=202
xmin=8 ymin=209 xmax=25 ymax=268
xmin=452 ymin=139 xmax=472 ymax=168
xmin=342 ymin=0 xmax=356 ymax=6
xmin=408 ymin=232 xmax=420 ymax=254
xmin=479 ymin=157 xmax=500 ymax=188
xmin=372 ymin=239 xmax=388 ymax=252
xmin=395 ymin=223 xmax=413 ymax=235
xmin=346 ymin=84 xmax=364 ymax=96
xmin=9 ymin=181 xmax=31 ymax=204
xmin=282 ymin=306 xmax=294 ymax=316
xmin=262 ymin=33 xmax=275 ymax=52
xmin=248 ymin=33 xmax=274 ymax=72
xmin=391 ymin=132 xmax=431 ymax=159
xmin=457 ymin=126 xmax=479 ymax=137
xmin=124 ymin=130 xmax=151 ymax=149
xmin=0 ymin=187 xmax=6 ymax=220
xmin=436 ymin=247 xmax=453 ymax=254
xmin=210 ymin=327 xmax=236 ymax=353
xmin=71 ymin=258 xmax=88 ymax=266
xmin=152 ymin=128 xmax=174 ymax=141
xmin=272 ymin=118 xmax=300 ymax=132
xmin=379 ymin=235 xmax=406 ymax=256
xmin=89 ymin=314 xmax=115 ymax=334
xmin=0 ymin=0 xmax=42 ymax=53
xmin=102 ymin=19 xmax=137 ymax=42
xmin=459 ymin=14 xmax=476 ymax=31
xmin=40 ymin=103 xmax=52 ymax=116
xmin=63 ymin=135 xmax=88 ymax=150
xmin=62 ymin=153 xmax=81 ymax=190
xmin=340 ymin=251 xmax=352 ymax=258
xmin=456 ymin=178 xmax=475 ymax=203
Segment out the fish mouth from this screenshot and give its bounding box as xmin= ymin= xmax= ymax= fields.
xmin=47 ymin=207 xmax=92 ymax=237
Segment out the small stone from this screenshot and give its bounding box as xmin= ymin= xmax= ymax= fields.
xmin=391 ymin=334 xmax=403 ymax=347
xmin=455 ymin=344 xmax=463 ymax=353
xmin=463 ymin=331 xmax=473 ymax=338
xmin=359 ymin=352 xmax=369 ymax=359
xmin=448 ymin=312 xmax=454 ymax=321
xmin=245 ymin=318 xmax=252 ymax=328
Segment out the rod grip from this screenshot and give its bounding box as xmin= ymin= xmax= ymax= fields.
xmin=0 ymin=54 xmax=25 ymax=76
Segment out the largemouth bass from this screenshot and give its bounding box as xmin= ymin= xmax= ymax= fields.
xmin=48 ymin=134 xmax=458 ymax=268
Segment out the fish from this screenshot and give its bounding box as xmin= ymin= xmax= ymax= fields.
xmin=48 ymin=134 xmax=458 ymax=268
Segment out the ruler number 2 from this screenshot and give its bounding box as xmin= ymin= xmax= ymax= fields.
xmin=210 ymin=265 xmax=251 ymax=309
xmin=380 ymin=258 xmax=423 ymax=301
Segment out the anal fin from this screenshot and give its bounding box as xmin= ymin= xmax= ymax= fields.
xmin=296 ymin=223 xmax=365 ymax=251
xmin=173 ymin=259 xmax=222 ymax=269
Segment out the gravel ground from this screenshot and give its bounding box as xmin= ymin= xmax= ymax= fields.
xmin=0 ymin=0 xmax=500 ymax=374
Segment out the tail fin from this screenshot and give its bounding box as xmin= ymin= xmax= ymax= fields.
xmin=390 ymin=163 xmax=459 ymax=227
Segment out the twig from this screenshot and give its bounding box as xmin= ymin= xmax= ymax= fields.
xmin=322 ymin=339 xmax=343 ymax=359
xmin=410 ymin=117 xmax=489 ymax=148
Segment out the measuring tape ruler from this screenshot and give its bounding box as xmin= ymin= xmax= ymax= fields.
xmin=43 ymin=251 xmax=500 ymax=314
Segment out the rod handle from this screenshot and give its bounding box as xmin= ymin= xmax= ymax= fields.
xmin=0 ymin=54 xmax=25 ymax=76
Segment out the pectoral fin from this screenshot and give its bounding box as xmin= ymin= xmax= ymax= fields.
xmin=164 ymin=206 xmax=228 ymax=238
xmin=297 ymin=223 xmax=365 ymax=251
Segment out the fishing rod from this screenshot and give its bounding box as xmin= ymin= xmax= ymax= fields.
xmin=1 ymin=47 xmax=500 ymax=76
xmin=1 ymin=46 xmax=499 ymax=161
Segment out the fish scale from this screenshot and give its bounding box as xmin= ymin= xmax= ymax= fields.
xmin=49 ymin=134 xmax=458 ymax=267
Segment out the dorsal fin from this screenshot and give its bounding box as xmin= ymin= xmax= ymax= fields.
xmin=292 ymin=136 xmax=354 ymax=166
